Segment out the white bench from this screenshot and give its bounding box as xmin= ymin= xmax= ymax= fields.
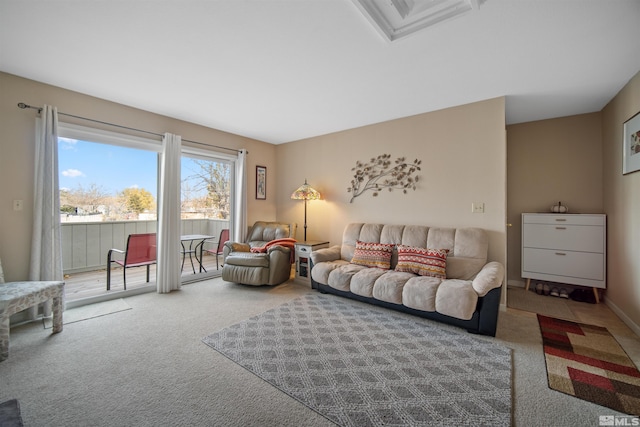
xmin=0 ymin=281 xmax=65 ymax=361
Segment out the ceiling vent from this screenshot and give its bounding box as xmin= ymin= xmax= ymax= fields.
xmin=352 ymin=0 xmax=485 ymax=42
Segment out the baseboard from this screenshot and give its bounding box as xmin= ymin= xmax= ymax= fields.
xmin=605 ymin=298 xmax=640 ymax=337
xmin=507 ymin=279 xmax=525 ymax=288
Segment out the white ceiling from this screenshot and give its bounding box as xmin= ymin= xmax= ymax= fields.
xmin=1 ymin=1 xmax=639 ymax=144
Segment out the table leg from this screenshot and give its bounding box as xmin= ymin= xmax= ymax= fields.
xmin=593 ymin=287 xmax=600 ymax=304
xmin=196 ymin=239 xmax=207 ymax=273
xmin=181 ymin=241 xmax=186 ymax=272
xmin=188 ymin=241 xmax=196 ymax=274
xmin=52 ymin=296 xmax=64 ymax=334
xmin=0 ymin=314 xmax=9 ymax=361
xmin=525 ymin=278 xmax=531 ymax=291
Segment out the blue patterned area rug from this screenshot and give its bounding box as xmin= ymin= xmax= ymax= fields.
xmin=202 ymin=293 xmax=512 ymax=426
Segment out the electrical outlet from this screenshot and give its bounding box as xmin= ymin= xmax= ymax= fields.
xmin=13 ymin=200 xmax=23 ymax=211
xmin=472 ymin=202 xmax=484 ymax=213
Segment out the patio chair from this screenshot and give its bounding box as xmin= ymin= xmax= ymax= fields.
xmin=107 ymin=233 xmax=157 ymax=290
xmin=205 ymin=229 xmax=230 ymax=270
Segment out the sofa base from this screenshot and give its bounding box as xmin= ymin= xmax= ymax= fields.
xmin=313 ymin=281 xmax=501 ymax=337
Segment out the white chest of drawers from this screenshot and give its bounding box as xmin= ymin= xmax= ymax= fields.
xmin=521 ymin=213 xmax=606 ymax=301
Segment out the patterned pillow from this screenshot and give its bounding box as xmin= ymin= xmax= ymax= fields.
xmin=351 ymin=241 xmax=394 ymax=269
xmin=395 ymin=245 xmax=449 ymax=278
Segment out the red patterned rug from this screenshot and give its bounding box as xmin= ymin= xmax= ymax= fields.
xmin=537 ymin=314 xmax=640 ymax=415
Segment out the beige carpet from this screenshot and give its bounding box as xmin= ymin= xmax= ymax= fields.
xmin=42 ymin=298 xmax=131 ymax=329
xmin=507 ymin=286 xmax=577 ymax=320
xmin=1 ymin=278 xmax=639 ymax=426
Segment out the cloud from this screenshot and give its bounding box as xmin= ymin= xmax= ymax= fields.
xmin=58 ymin=137 xmax=79 ymax=150
xmin=62 ymin=169 xmax=85 ymax=178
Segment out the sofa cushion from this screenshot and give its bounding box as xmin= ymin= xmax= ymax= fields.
xmin=246 ymin=221 xmax=294 ymax=243
xmin=402 ymin=276 xmax=441 ymax=312
xmin=372 ymin=271 xmax=415 ymax=304
xmin=435 ymin=279 xmax=478 ymax=320
xmin=350 ymin=241 xmax=394 ymax=269
xmin=446 ymin=228 xmax=489 ymax=280
xmin=350 ymin=267 xmax=387 ymax=298
xmin=395 ymin=245 xmax=448 ymax=278
xmin=225 ymin=252 xmax=270 ymax=268
xmin=328 ymin=263 xmax=367 ymax=291
xmin=311 ymin=259 xmax=348 ymax=285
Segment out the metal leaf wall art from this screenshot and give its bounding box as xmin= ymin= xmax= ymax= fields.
xmin=347 ymin=154 xmax=421 ymax=203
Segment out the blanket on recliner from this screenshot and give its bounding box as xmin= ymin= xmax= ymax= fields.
xmin=250 ymin=238 xmax=297 ymax=263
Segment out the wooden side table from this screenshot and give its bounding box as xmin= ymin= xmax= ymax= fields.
xmin=294 ymin=241 xmax=329 ymax=286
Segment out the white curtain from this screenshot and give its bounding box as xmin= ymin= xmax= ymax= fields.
xmin=157 ymin=133 xmax=182 ymax=293
xmin=29 ymin=105 xmax=63 ymax=318
xmin=234 ymin=149 xmax=248 ymax=242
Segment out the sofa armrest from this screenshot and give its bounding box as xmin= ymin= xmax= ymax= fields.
xmin=223 ymin=242 xmax=251 ymax=261
xmin=266 ymin=245 xmax=291 ymax=256
xmin=471 ymin=261 xmax=504 ymax=297
xmin=310 ymin=245 xmax=342 ymax=264
xmin=225 ymin=242 xmax=250 ymax=252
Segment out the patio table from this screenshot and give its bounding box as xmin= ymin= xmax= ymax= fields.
xmin=181 ymin=235 xmax=213 ymax=274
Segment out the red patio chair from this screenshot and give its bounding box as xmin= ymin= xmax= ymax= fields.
xmin=107 ymin=233 xmax=157 ymax=290
xmin=205 ymin=229 xmax=229 ymax=270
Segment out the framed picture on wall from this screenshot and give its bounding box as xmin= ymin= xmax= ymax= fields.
xmin=256 ymin=165 xmax=267 ymax=199
xmin=623 ymin=111 xmax=640 ymax=174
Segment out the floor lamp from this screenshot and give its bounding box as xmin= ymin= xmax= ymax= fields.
xmin=291 ymin=179 xmax=321 ymax=241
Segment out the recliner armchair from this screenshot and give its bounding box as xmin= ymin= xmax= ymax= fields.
xmin=222 ymin=221 xmax=297 ymax=286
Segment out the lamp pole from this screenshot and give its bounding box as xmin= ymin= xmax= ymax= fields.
xmin=303 ymin=198 xmax=308 ymax=241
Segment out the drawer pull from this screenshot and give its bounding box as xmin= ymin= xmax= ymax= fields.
xmin=555 ymin=218 xmax=567 ymax=222
xmin=300 ymin=247 xmax=308 ymax=252
xmin=555 ymin=252 xmax=567 ymax=256
xmin=555 ymin=227 xmax=567 ymax=230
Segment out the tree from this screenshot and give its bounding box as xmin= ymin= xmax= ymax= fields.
xmin=120 ymin=187 xmax=155 ymax=215
xmin=183 ymin=160 xmax=231 ymax=218
xmin=59 ymin=183 xmax=110 ymax=214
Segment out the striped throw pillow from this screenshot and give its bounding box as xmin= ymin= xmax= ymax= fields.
xmin=395 ymin=245 xmax=449 ymax=278
xmin=351 ymin=241 xmax=394 ymax=269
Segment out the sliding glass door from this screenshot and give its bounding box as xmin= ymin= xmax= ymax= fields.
xmin=57 ymin=123 xmax=235 ymax=304
xmin=180 ymin=148 xmax=234 ymax=282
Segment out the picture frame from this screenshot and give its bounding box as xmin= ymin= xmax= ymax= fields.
xmin=256 ymin=165 xmax=267 ymax=199
xmin=623 ymin=111 xmax=640 ymax=175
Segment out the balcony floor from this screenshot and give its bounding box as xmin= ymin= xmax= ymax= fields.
xmin=64 ymin=253 xmax=223 ymax=303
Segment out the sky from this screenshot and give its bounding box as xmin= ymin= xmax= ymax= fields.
xmin=58 ymin=138 xmax=212 ymax=200
xmin=58 ymin=138 xmax=159 ymax=198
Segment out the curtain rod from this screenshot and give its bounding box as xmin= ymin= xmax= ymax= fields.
xmin=17 ymin=103 xmax=244 ymax=154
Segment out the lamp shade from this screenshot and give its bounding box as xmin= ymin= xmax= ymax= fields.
xmin=291 ymin=179 xmax=321 ymax=201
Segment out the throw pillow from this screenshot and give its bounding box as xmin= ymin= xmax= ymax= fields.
xmin=395 ymin=245 xmax=449 ymax=278
xmin=351 ymin=241 xmax=394 ymax=269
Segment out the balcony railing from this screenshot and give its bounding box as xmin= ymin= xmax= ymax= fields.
xmin=61 ymin=218 xmax=230 ymax=274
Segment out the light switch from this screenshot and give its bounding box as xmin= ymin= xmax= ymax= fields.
xmin=472 ymin=202 xmax=484 ymax=213
xmin=13 ymin=200 xmax=23 ymax=211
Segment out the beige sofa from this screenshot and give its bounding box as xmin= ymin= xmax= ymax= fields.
xmin=222 ymin=221 xmax=297 ymax=286
xmin=310 ymin=223 xmax=504 ymax=336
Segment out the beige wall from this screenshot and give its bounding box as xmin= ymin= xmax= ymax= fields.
xmin=4 ymin=67 xmax=637 ymax=329
xmin=506 ymin=113 xmax=604 ymax=285
xmin=602 ymin=71 xmax=640 ymax=330
xmin=275 ymin=97 xmax=507 ymax=269
xmin=0 ymin=72 xmax=276 ymax=282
